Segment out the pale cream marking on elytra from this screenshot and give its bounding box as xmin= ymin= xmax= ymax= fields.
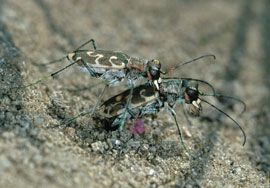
xmin=115 ymin=89 xmax=159 ymax=115
xmin=100 ymin=108 xmax=113 ymax=118
xmin=116 ymin=95 xmax=123 ymax=101
xmin=86 ymin=51 xmax=103 ymax=65
xmin=87 ymin=51 xmax=125 ymax=69
xmin=86 ymin=51 xmax=94 ymax=56
xmin=109 ymin=56 xmax=117 ymax=65
xmin=67 ymin=53 xmax=75 ymax=61
xmin=75 ymin=57 xmax=82 ymax=61
xmin=108 ymin=62 xmax=126 ymax=69
xmin=108 ymin=56 xmax=125 ymax=68
xmin=93 ymin=65 xmax=125 ymax=70
xmin=129 ymin=89 xmax=159 ymax=109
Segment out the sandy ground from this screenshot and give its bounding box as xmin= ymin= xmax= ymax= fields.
xmin=0 ymin=0 xmax=269 ymax=187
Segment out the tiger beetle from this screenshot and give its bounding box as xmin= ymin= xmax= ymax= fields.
xmin=25 ymin=39 xmax=163 ymax=89
xmin=22 ymin=38 xmax=216 ymax=130
xmin=91 ymin=78 xmax=246 ymax=158
xmin=26 ymin=38 xmax=214 ymax=90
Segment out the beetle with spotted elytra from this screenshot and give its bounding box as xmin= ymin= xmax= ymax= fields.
xmin=66 ymin=48 xmax=163 ymax=89
xmin=31 ymin=39 xmax=164 ymax=90
xmin=91 ymin=78 xmax=246 ymax=158
xmin=26 ymin=38 xmax=215 ymax=90
xmin=24 ymin=38 xmax=215 ymax=130
xmin=23 ymin=38 xmax=246 ymax=157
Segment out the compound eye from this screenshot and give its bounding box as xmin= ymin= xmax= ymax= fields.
xmin=186 ymin=87 xmax=199 ymax=102
xmin=150 ymin=68 xmax=160 ymax=80
xmin=151 ymin=59 xmax=161 ymax=69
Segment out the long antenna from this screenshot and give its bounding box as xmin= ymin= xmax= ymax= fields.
xmin=200 ymin=93 xmax=246 ymax=115
xmin=49 ymin=80 xmax=109 ymax=127
xmin=167 ymin=54 xmax=216 ymax=73
xmin=51 ymin=109 xmax=93 ymax=128
xmin=201 ymin=99 xmax=246 ymax=146
xmin=74 ymin=38 xmax=97 ymax=51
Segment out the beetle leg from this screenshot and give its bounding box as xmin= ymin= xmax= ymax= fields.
xmin=73 ymin=38 xmax=98 ymax=51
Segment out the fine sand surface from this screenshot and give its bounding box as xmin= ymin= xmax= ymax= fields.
xmin=0 ymin=0 xmax=269 ymax=187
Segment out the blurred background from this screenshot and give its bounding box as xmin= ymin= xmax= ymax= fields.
xmin=0 ymin=0 xmax=269 ymax=187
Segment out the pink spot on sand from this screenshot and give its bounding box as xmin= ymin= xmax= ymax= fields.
xmin=131 ymin=119 xmax=145 ymax=135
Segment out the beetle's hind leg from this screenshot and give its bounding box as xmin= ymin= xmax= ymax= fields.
xmin=73 ymin=38 xmax=98 ymax=51
xmin=55 ymin=84 xmax=107 ymax=127
xmin=42 ymin=39 xmax=98 ymax=66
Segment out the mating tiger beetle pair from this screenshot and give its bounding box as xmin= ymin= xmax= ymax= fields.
xmin=23 ymin=39 xmax=246 ymax=158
